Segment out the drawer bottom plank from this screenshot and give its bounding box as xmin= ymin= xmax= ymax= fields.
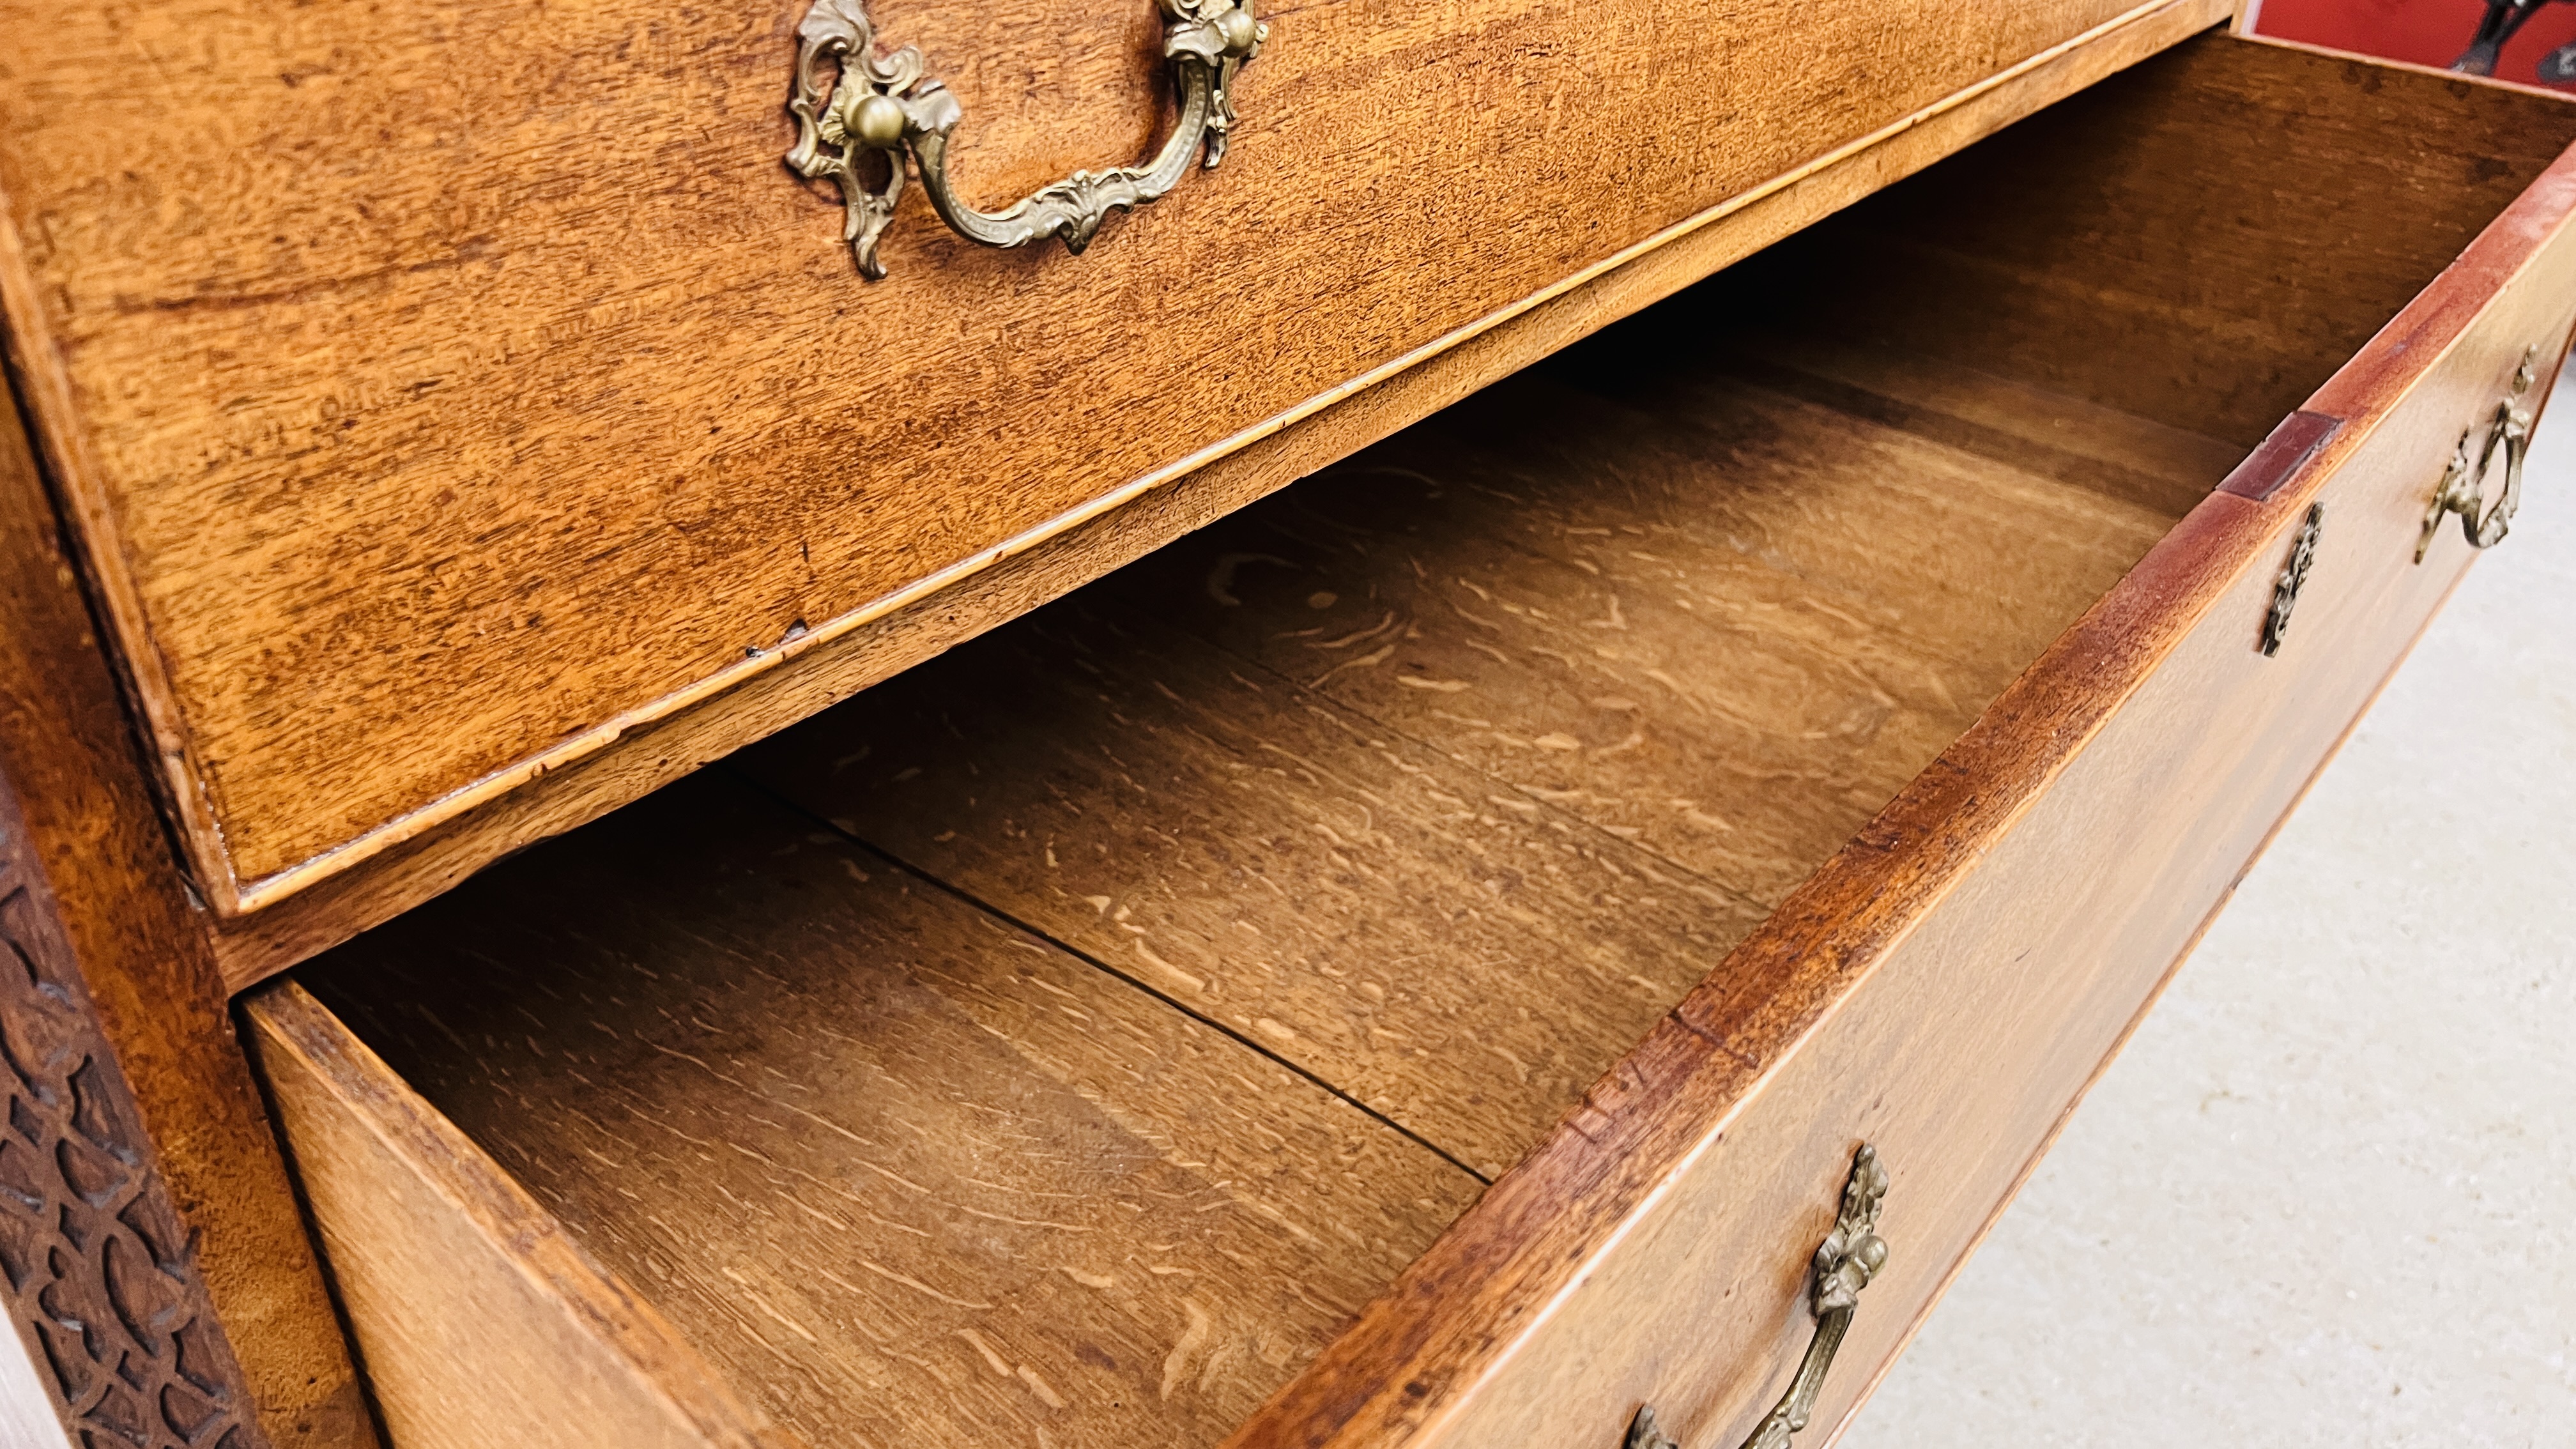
xmin=275 ymin=779 xmax=1482 ymax=1449
xmin=739 ymin=328 xmax=2220 ymax=1183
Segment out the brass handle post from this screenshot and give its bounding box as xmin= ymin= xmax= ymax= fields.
xmin=1628 ymin=1145 xmax=1890 ymax=1449
xmin=2419 ymin=346 xmax=2539 ymax=562
xmin=787 ymin=0 xmax=1264 ymax=279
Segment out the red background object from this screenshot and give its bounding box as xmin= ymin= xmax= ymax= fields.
xmin=2251 ymin=0 xmax=2576 ymax=86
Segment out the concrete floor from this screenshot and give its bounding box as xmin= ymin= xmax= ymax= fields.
xmin=1839 ymin=383 xmax=2576 ymax=1447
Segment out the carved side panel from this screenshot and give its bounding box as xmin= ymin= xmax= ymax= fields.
xmin=0 ymin=788 xmax=261 ymax=1449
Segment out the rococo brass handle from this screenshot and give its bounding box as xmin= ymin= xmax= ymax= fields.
xmin=2260 ymin=501 xmax=2326 ymax=658
xmin=786 ymin=0 xmax=1266 ymax=279
xmin=2418 ymin=346 xmax=2539 ymax=562
xmin=1628 ymin=1145 xmax=1890 ymax=1449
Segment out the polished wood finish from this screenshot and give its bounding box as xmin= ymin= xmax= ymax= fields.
xmin=2219 ymin=410 xmax=2342 ymax=502
xmin=0 ymin=0 xmax=2228 ymax=927
xmin=202 ymin=0 xmax=2230 ymax=993
xmin=261 ymin=337 xmax=2204 ymax=1445
xmin=0 ymin=364 xmax=372 ymax=1441
xmin=266 ymin=776 xmax=1481 ymax=1449
xmin=193 ymin=33 xmax=2576 ymax=1449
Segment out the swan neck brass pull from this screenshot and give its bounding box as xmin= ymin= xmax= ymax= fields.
xmin=2419 ymin=346 xmax=2540 ymax=562
xmin=786 ymin=0 xmax=1265 ymax=279
xmin=1627 ymin=1145 xmax=1890 ymax=1449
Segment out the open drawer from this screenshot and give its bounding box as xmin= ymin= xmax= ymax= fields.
xmin=4 ymin=0 xmax=2230 ymax=932
xmin=242 ymin=35 xmax=2576 ymax=1449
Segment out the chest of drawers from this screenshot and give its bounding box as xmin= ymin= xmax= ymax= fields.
xmin=0 ymin=9 xmax=2568 ymax=1449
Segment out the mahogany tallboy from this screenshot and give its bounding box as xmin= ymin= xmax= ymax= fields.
xmin=0 ymin=1 xmax=2568 ymax=1445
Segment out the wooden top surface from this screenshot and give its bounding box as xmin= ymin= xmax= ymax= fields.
xmin=300 ymin=773 xmax=1480 ymax=1449
xmin=0 ymin=0 xmax=2168 ymax=907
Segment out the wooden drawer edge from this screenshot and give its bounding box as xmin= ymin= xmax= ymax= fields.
xmin=201 ymin=0 xmax=2234 ymax=984
xmin=1825 ymin=544 xmax=2487 ymax=1441
xmin=1222 ymin=93 xmax=2576 ymax=1449
xmin=243 ymin=982 xmax=798 ymax=1449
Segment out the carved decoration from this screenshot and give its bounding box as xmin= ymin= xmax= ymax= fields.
xmin=0 ymin=786 xmax=263 ymax=1449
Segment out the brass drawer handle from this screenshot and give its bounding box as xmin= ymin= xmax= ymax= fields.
xmin=1629 ymin=1145 xmax=1890 ymax=1449
xmin=2418 ymin=346 xmax=2538 ymax=562
xmin=787 ymin=0 xmax=1265 ymax=279
xmin=2260 ymin=501 xmax=2326 ymax=658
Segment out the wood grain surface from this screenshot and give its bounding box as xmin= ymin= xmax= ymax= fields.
xmin=239 ymin=36 xmax=2576 ymax=1449
xmin=0 ymin=331 xmax=372 ymax=1440
xmin=1765 ymin=35 xmax=2576 ymax=447
xmin=247 ymin=983 xmax=803 ymax=1449
xmin=1085 ymin=342 xmax=2204 ymax=907
xmin=0 ymin=0 xmax=2222 ymax=916
xmin=199 ymin=0 xmax=2232 ymax=986
xmin=275 ymin=307 xmax=2209 ymax=1439
xmin=740 ymin=602 xmax=1769 ymax=1183
xmin=291 ymin=774 xmax=1482 ymax=1449
xmin=1215 ymin=39 xmax=2576 ymax=1449
xmin=733 ymin=330 xmax=2212 ymax=1180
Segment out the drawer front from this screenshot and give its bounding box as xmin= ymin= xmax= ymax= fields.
xmin=0 ymin=0 xmax=2223 ymax=914
xmin=1225 ymin=107 xmax=2576 ymax=1449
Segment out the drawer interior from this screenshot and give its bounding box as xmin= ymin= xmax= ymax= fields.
xmin=261 ymin=36 xmax=2576 ymax=1449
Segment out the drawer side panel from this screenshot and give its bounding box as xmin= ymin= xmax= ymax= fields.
xmin=245 ymin=984 xmax=795 ymax=1449
xmin=1226 ymin=103 xmax=2576 ymax=1449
